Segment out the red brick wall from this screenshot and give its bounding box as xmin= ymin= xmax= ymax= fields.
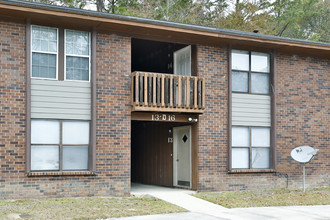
xmin=0 ymin=20 xmax=131 ymax=199
xmin=196 ymin=45 xmax=230 ymax=191
xmin=276 ymin=53 xmax=329 ymax=188
xmin=196 ymin=45 xmax=278 ymax=191
xmin=196 ymin=45 xmax=329 ymax=191
xmin=95 ymin=33 xmax=131 ymax=196
xmin=0 ymin=20 xmax=27 ymax=199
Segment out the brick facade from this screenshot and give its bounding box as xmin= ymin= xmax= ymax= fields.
xmin=95 ymin=33 xmax=131 ymax=197
xmin=0 ymin=17 xmax=328 ymax=199
xmin=0 ymin=20 xmax=131 ymax=199
xmin=196 ymin=46 xmax=329 ymax=191
xmin=196 ymin=45 xmax=229 ymax=191
xmin=0 ymin=20 xmax=27 ymax=199
xmin=276 ymin=54 xmax=329 ymax=188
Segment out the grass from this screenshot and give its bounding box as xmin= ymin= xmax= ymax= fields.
xmin=194 ymin=187 xmax=330 ymax=208
xmin=0 ymin=196 xmax=186 ymax=220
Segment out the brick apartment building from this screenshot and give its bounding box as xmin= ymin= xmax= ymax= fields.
xmin=0 ymin=0 xmax=329 ymax=199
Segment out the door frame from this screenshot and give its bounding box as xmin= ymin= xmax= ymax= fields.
xmin=173 ymin=125 xmax=192 ymax=188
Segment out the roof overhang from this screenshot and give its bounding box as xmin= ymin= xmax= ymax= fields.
xmin=0 ymin=0 xmax=329 ymax=58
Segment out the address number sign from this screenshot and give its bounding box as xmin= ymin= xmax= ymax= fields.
xmin=151 ymin=113 xmax=176 ymax=121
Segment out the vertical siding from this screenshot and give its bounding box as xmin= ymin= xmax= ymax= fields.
xmin=131 ymin=121 xmax=173 ymax=187
xmin=31 ymin=79 xmax=91 ymax=120
xmin=232 ymin=93 xmax=271 ymax=126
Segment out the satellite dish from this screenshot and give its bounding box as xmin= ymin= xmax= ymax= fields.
xmin=291 ymin=145 xmax=319 ymax=192
xmin=291 ymin=146 xmax=319 ymax=163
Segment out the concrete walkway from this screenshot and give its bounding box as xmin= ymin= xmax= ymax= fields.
xmin=107 ymin=183 xmax=330 ymax=220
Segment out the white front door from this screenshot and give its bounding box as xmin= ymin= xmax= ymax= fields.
xmin=174 ymin=45 xmax=191 ymax=105
xmin=173 ymin=125 xmax=191 ymax=188
xmin=174 ymin=45 xmax=191 ymax=76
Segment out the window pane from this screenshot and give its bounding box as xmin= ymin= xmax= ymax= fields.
xmin=31 ymin=120 xmax=60 ymax=144
xmin=252 ymin=148 xmax=270 ymax=169
xmin=49 ymin=41 xmax=57 ymax=53
xmin=31 ymin=26 xmax=57 ymax=53
xmin=251 ymin=73 xmax=269 ymax=94
xmin=81 ymin=70 xmax=89 ymax=81
xmin=251 ymin=52 xmax=269 ymax=72
xmin=41 ymin=40 xmax=48 ymax=51
xmin=32 ymin=39 xmax=40 ymax=51
xmin=32 ymin=27 xmax=40 ymax=40
xmin=32 ymin=26 xmax=41 ymax=51
xmin=232 ymin=127 xmax=249 ymax=146
xmin=65 ymin=30 xmax=89 ymax=56
xmin=62 ymin=121 xmax=90 ymax=144
xmin=40 ymin=53 xmax=48 ymax=65
xmin=232 ymin=50 xmax=249 ymax=71
xmin=251 ymin=127 xmax=270 ymax=147
xmin=32 ymin=66 xmax=39 ymax=76
xmin=40 ymin=66 xmax=49 ymax=77
xmin=32 ymin=53 xmax=56 ymax=79
xmin=66 ymin=68 xmax=73 ymax=80
xmin=49 ymin=30 xmax=57 ymax=41
xmin=81 ymin=57 xmax=89 ymax=69
xmin=232 ymin=148 xmax=249 ymax=169
xmin=65 ymin=30 xmax=74 ymax=54
xmin=232 ymin=71 xmax=248 ymax=92
xmin=31 ymin=145 xmax=59 ymax=170
xmin=66 ymin=56 xmax=89 ymax=81
xmin=63 ymin=146 xmax=88 ymax=170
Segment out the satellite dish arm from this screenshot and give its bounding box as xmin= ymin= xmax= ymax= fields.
xmin=305 ymin=149 xmax=319 ymax=163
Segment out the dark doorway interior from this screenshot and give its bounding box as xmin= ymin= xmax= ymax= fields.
xmin=131 ymin=121 xmax=186 ymax=187
xmin=131 ymin=38 xmax=187 ymax=74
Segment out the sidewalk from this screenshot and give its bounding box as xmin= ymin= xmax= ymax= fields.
xmin=107 ymin=183 xmax=330 ymax=220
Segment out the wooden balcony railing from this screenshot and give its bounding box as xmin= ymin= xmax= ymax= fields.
xmin=131 ymin=72 xmax=205 ymax=113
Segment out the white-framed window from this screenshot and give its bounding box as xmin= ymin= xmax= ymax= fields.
xmin=31 ymin=25 xmax=58 ymax=79
xmin=231 ymin=126 xmax=270 ymax=169
xmin=65 ymin=30 xmax=91 ymax=81
xmin=31 ymin=25 xmax=91 ymax=81
xmin=31 ymin=119 xmax=90 ymax=171
xmin=232 ymin=50 xmax=270 ymax=94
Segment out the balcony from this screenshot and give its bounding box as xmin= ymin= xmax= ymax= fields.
xmin=131 ymin=72 xmax=205 ymax=113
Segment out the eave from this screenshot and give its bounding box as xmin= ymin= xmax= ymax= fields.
xmin=0 ymin=0 xmax=329 ymax=58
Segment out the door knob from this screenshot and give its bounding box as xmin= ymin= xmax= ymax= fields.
xmin=176 ymin=159 xmax=179 ymax=162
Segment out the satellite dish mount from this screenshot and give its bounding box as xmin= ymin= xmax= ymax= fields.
xmin=291 ymin=146 xmax=319 ymax=192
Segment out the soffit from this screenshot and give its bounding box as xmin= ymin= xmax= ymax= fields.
xmin=0 ymin=1 xmax=329 ymax=58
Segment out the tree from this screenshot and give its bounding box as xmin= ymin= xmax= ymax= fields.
xmin=214 ymin=0 xmax=273 ymax=33
xmin=25 ymin=0 xmax=329 ymax=42
xmin=269 ymin=0 xmax=329 ymax=42
xmin=29 ymin=0 xmax=87 ymax=8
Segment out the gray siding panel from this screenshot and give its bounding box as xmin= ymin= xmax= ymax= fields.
xmin=31 ymin=79 xmax=91 ymax=88
xmin=30 ymin=113 xmax=91 ymax=120
xmin=232 ymin=93 xmax=271 ymax=126
xmin=31 ymin=90 xmax=91 ymax=99
xmin=31 ymin=79 xmax=91 ymax=120
xmin=31 ymin=102 xmax=91 ymax=109
xmin=31 ymin=96 xmax=91 ymax=104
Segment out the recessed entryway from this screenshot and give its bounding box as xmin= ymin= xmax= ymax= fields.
xmin=131 ymin=121 xmax=174 ymax=187
xmin=131 ymin=38 xmax=188 ymax=74
xmin=131 ymin=120 xmax=197 ymax=190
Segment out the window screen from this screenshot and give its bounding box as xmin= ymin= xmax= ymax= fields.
xmin=65 ymin=30 xmax=90 ymax=81
xmin=31 ymin=26 xmax=57 ymax=79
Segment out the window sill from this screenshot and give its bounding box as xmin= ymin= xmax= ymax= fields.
xmin=27 ymin=171 xmax=95 ymax=177
xmin=228 ymin=169 xmax=275 ymax=174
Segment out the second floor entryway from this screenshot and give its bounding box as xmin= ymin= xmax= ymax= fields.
xmin=131 ymin=39 xmax=205 ymax=114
